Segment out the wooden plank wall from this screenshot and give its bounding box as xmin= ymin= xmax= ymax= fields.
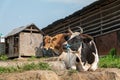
xmin=43 ymin=0 xmax=120 ymax=37
xmin=7 ymin=36 xmax=19 ymax=57
xmin=42 ymin=0 xmax=120 ymax=55
xmin=95 ymin=31 xmax=117 ymax=55
xmin=19 ymin=32 xmax=43 ymax=57
xmin=0 ymin=43 xmax=5 ymax=55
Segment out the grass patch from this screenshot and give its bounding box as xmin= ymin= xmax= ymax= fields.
xmin=0 ymin=66 xmax=18 ymax=73
xmin=99 ymin=48 xmax=120 ymax=68
xmin=27 ymin=56 xmax=37 ymax=61
xmin=99 ymin=56 xmax=120 ymax=68
xmin=22 ymin=62 xmax=51 ymax=70
xmin=68 ymin=69 xmax=78 ymax=75
xmin=0 ymin=54 xmax=8 ymax=61
xmin=0 ymin=62 xmax=51 ymax=73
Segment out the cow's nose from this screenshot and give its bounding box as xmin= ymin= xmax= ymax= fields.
xmin=63 ymin=44 xmax=71 ymax=49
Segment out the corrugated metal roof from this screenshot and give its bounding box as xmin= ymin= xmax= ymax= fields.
xmin=5 ymin=23 xmax=41 ymax=37
xmin=5 ymin=26 xmax=26 ymax=37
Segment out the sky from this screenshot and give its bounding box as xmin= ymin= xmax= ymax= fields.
xmin=0 ymin=0 xmax=97 ymax=36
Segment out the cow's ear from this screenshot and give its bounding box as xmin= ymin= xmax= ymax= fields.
xmin=43 ymin=35 xmax=51 ymax=39
xmin=64 ymin=33 xmax=71 ymax=41
xmin=80 ymin=34 xmax=93 ymax=43
xmin=64 ymin=35 xmax=70 ymax=41
xmin=83 ymin=38 xmax=92 ymax=43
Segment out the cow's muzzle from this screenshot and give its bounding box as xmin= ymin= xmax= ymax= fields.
xmin=63 ymin=44 xmax=71 ymax=50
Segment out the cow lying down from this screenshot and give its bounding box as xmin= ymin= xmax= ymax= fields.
xmin=59 ymin=29 xmax=99 ymax=71
xmin=43 ymin=33 xmax=71 ymax=56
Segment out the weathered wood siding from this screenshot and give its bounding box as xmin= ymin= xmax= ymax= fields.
xmin=95 ymin=31 xmax=117 ymax=55
xmin=0 ymin=43 xmax=5 ymax=55
xmin=42 ymin=0 xmax=120 ymax=55
xmin=19 ymin=32 xmax=43 ymax=57
xmin=116 ymin=30 xmax=120 ymax=55
xmin=7 ymin=37 xmax=19 ymax=57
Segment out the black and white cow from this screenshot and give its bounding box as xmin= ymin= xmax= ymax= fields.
xmin=59 ymin=28 xmax=99 ymax=71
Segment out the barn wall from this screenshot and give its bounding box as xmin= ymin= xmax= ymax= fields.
xmin=95 ymin=31 xmax=117 ymax=55
xmin=19 ymin=32 xmax=43 ymax=57
xmin=0 ymin=43 xmax=5 ymax=55
xmin=42 ymin=0 xmax=120 ymax=37
xmin=116 ymin=30 xmax=120 ymax=55
xmin=42 ymin=0 xmax=120 ymax=55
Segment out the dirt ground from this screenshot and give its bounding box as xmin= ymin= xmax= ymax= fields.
xmin=0 ymin=68 xmax=120 ymax=80
xmin=0 ymin=57 xmax=120 ymax=80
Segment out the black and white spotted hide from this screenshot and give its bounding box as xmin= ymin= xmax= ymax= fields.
xmin=62 ymin=34 xmax=99 ymax=71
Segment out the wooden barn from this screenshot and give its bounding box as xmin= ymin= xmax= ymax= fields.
xmin=42 ymin=0 xmax=120 ymax=55
xmin=5 ymin=24 xmax=43 ymax=58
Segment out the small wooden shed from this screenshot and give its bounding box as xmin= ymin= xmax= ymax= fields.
xmin=5 ymin=24 xmax=43 ymax=58
xmin=0 ymin=42 xmax=5 ymax=55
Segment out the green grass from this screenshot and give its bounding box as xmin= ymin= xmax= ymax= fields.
xmin=99 ymin=48 xmax=120 ymax=68
xmin=0 ymin=54 xmax=8 ymax=61
xmin=0 ymin=62 xmax=51 ymax=73
xmin=68 ymin=69 xmax=78 ymax=75
xmin=99 ymin=55 xmax=120 ymax=68
xmin=27 ymin=56 xmax=37 ymax=61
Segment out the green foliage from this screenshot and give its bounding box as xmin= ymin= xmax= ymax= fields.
xmin=27 ymin=56 xmax=36 ymax=61
xmin=0 ymin=66 xmax=17 ymax=73
xmin=0 ymin=62 xmax=51 ymax=73
xmin=108 ymin=48 xmax=117 ymax=57
xmin=22 ymin=62 xmax=37 ymax=70
xmin=99 ymin=48 xmax=120 ymax=68
xmin=38 ymin=62 xmax=51 ymax=70
xmin=0 ymin=54 xmax=8 ymax=61
xmin=68 ymin=69 xmax=78 ymax=75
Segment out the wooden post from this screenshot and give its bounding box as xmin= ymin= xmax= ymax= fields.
xmin=99 ymin=7 xmax=103 ymax=34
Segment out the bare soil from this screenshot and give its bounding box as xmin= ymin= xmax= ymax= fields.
xmin=0 ymin=57 xmax=120 ymax=80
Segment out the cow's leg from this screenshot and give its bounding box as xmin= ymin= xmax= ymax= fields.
xmin=89 ymin=52 xmax=99 ymax=71
xmin=75 ymin=54 xmax=86 ymax=71
xmin=58 ymin=51 xmax=72 ymax=69
xmin=58 ymin=51 xmax=66 ymax=61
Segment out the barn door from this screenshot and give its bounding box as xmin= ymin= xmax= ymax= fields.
xmin=14 ymin=35 xmax=19 ymax=54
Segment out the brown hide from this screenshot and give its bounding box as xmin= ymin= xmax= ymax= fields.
xmin=43 ymin=35 xmax=52 ymax=50
xmin=43 ymin=33 xmax=71 ymax=54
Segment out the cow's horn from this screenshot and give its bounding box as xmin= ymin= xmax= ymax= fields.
xmin=68 ymin=27 xmax=73 ymax=34
xmin=77 ymin=26 xmax=83 ymax=33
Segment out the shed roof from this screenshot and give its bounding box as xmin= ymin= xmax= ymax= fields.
xmin=5 ymin=23 xmax=43 ymax=37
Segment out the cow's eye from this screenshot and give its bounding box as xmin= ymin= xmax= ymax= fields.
xmin=52 ymin=37 xmax=57 ymax=41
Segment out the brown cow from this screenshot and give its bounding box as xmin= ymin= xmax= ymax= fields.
xmin=43 ymin=35 xmax=52 ymax=50
xmin=43 ymin=33 xmax=71 ymax=56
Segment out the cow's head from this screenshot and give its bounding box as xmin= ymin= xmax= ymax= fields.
xmin=63 ymin=27 xmax=84 ymax=51
xmin=43 ymin=35 xmax=52 ymax=50
xmin=49 ymin=33 xmax=70 ymax=49
xmin=43 ymin=33 xmax=71 ymax=55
